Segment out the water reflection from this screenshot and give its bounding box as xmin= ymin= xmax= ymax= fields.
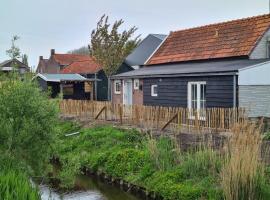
xmin=40 ymin=175 xmax=141 ymax=200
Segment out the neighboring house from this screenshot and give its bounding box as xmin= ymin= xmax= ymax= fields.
xmin=0 ymin=59 xmax=30 ymax=74
xmin=61 ymin=34 xmax=166 ymax=101
xmin=60 ymin=56 xmax=133 ymax=101
xmin=112 ymin=14 xmax=270 ymax=117
xmin=124 ymin=34 xmax=167 ymax=69
xmin=60 ymin=59 xmax=106 ymax=100
xmin=36 ymin=49 xmax=106 ymax=100
xmin=35 ymin=73 xmax=99 ymax=100
xmin=36 ymin=49 xmax=91 ymax=74
xmin=111 ymin=34 xmax=167 ymax=105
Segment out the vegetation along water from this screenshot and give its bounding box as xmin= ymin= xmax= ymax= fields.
xmin=1 ymin=74 xmax=270 ymax=200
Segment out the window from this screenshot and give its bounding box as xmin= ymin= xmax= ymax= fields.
xmin=151 ymin=85 xmax=158 ymax=97
xmin=63 ymin=84 xmax=74 ymax=96
xmin=134 ymin=79 xmax=139 ymax=90
xmin=188 ymin=82 xmax=206 ymax=119
xmin=114 ymin=80 xmax=121 ymax=94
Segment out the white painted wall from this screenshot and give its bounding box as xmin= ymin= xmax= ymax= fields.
xmin=250 ymin=28 xmax=270 ymax=59
xmin=239 ymin=61 xmax=270 ymax=85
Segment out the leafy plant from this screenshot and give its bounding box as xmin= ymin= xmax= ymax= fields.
xmin=0 ymin=170 xmax=41 ymax=200
xmin=0 ymin=77 xmax=59 ymax=174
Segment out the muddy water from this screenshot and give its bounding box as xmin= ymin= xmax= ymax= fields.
xmin=39 ymin=175 xmax=141 ymax=200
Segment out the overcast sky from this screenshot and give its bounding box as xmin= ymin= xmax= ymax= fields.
xmin=0 ymin=0 xmax=268 ymax=68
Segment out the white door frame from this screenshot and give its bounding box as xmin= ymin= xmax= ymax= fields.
xmin=123 ymin=79 xmax=133 ymax=105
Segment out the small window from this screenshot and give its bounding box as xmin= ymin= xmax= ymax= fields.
xmin=134 ymin=79 xmax=139 ymax=90
xmin=151 ymin=85 xmax=158 ymax=97
xmin=63 ymin=84 xmax=74 ymax=96
xmin=114 ymin=80 xmax=121 ymax=94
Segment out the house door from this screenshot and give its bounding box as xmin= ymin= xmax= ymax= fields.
xmin=123 ymin=79 xmax=133 ymax=105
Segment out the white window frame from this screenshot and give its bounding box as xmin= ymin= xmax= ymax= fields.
xmin=151 ymin=84 xmax=158 ymax=97
xmin=114 ymin=80 xmax=121 ymax=94
xmin=188 ymin=81 xmax=206 ymax=120
xmin=134 ymin=79 xmax=140 ymax=90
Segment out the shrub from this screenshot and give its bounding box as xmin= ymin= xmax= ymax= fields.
xmin=0 ymin=78 xmax=58 ymax=174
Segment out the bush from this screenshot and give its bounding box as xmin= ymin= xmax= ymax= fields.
xmin=0 ymin=78 xmax=58 ymax=174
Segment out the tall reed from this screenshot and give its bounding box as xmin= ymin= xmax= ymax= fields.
xmin=221 ymin=122 xmax=268 ymax=200
xmin=0 ymin=170 xmax=40 ymax=200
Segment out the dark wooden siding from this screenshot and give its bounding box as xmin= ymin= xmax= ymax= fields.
xmin=143 ymin=76 xmax=235 ymax=108
xmin=86 ymin=71 xmax=108 ymax=101
xmin=36 ymin=77 xmax=48 ymax=91
xmin=86 ymin=63 xmax=133 ymax=101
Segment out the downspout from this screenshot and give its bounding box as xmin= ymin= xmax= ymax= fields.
xmin=94 ymin=73 xmax=97 ymax=100
xmin=233 ymin=75 xmax=237 ymax=108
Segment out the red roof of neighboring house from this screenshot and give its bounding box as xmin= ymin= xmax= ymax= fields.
xmin=61 ymin=58 xmax=102 ymax=74
xmin=147 ymin=14 xmax=270 ymax=65
xmin=53 ymin=54 xmax=92 ymax=65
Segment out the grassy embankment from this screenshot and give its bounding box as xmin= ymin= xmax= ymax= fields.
xmin=53 ymin=121 xmax=270 ymax=200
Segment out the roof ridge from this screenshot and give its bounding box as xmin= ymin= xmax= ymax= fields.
xmin=172 ymin=13 xmax=270 ymax=34
xmin=54 ymin=53 xmax=90 ymax=57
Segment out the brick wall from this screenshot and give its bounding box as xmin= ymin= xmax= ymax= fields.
xmin=111 ymin=79 xmax=143 ymax=105
xmin=133 ymin=79 xmax=143 ymax=105
xmin=112 ymin=80 xmax=123 ymax=104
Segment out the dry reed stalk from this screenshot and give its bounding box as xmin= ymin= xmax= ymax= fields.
xmin=221 ymin=121 xmax=265 ymax=200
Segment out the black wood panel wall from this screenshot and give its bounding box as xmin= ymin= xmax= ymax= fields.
xmin=143 ymin=76 xmax=235 ymax=108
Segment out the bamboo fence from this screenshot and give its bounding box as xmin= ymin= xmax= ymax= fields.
xmin=59 ymin=100 xmax=247 ymax=134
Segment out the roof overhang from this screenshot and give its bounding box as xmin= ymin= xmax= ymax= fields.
xmin=112 ymin=59 xmax=269 ymax=79
xmin=112 ymin=72 xmax=238 ymax=79
xmin=34 ymin=73 xmax=100 ymax=82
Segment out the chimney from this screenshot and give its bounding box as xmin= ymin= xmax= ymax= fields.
xmin=51 ymin=49 xmax=55 ymax=56
xmin=39 ymin=56 xmax=43 ymax=61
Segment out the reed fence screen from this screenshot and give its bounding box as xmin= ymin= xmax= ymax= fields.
xmin=59 ymin=100 xmax=247 ymax=134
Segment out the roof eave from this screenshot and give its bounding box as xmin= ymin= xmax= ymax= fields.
xmin=112 ymin=71 xmax=238 ymax=79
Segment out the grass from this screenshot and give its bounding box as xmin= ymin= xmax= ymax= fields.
xmin=0 ymin=170 xmax=41 ymax=200
xmin=221 ymin=123 xmax=270 ymax=200
xmin=0 ymin=157 xmax=41 ymax=200
xmin=53 ymin=121 xmax=224 ymax=199
xmin=51 ymin=120 xmax=270 ymax=200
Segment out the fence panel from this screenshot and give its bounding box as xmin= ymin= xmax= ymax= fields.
xmin=59 ymin=100 xmax=247 ymax=133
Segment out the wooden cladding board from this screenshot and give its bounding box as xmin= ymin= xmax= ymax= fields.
xmin=143 ymin=75 xmax=235 ymax=108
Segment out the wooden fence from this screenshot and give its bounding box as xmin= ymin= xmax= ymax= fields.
xmin=59 ymin=100 xmax=247 ymax=134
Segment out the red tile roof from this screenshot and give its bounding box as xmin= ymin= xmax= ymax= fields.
xmin=147 ymin=14 xmax=270 ymax=65
xmin=53 ymin=54 xmax=92 ymax=65
xmin=61 ymin=58 xmax=102 ymax=74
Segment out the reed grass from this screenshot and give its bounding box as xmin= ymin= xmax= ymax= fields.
xmin=0 ymin=170 xmax=40 ymax=200
xmin=221 ymin=122 xmax=270 ymax=200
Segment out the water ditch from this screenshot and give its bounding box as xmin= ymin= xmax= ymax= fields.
xmin=39 ymin=174 xmax=141 ymax=200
